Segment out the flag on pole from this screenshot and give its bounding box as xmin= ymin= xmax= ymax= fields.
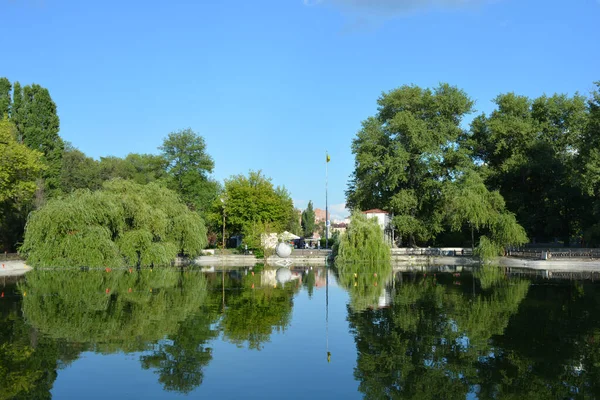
xmin=326 ymin=153 xmax=330 ymax=163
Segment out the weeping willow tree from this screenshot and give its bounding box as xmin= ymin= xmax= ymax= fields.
xmin=334 ymin=212 xmax=392 ymax=311
xmin=19 ymin=269 xmax=210 ymax=352
xmin=335 ymin=211 xmax=390 ymax=265
xmin=20 ymin=179 xmax=207 ymax=267
xmin=445 ymin=171 xmax=527 ymax=261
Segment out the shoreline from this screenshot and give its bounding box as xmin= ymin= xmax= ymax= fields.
xmin=5 ymin=255 xmax=600 ymax=276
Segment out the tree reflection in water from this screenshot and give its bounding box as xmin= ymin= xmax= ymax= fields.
xmin=5 ymin=265 xmax=600 ymax=398
xmin=11 ymin=267 xmax=300 ymax=395
xmin=347 ymin=265 xmax=600 ymax=399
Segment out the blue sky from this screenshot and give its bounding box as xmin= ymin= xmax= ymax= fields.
xmin=2 ymin=0 xmax=599 ymax=220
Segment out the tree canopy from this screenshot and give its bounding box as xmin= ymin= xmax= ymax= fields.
xmin=160 ymin=128 xmax=219 ymax=214
xmin=0 ymin=118 xmax=45 ymax=251
xmin=210 ymin=170 xmax=296 ymax=250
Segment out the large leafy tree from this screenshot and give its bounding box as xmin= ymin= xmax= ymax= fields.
xmin=578 ymin=83 xmax=600 ymax=245
xmin=467 ymin=92 xmax=588 ymax=245
xmin=60 ymin=142 xmax=102 ymax=193
xmin=347 ymin=83 xmax=475 ymax=246
xmin=0 ymin=118 xmax=45 ymax=251
xmin=0 ymin=77 xmax=10 ymax=117
xmin=20 ymin=179 xmax=207 ymax=267
xmin=301 ymin=200 xmax=316 ymax=237
xmin=11 ymin=82 xmax=64 ymax=195
xmin=213 ymin=170 xmax=295 ymax=249
xmin=160 ymin=128 xmax=219 ymax=214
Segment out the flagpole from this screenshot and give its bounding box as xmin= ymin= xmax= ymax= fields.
xmin=325 ymin=151 xmax=329 ymax=250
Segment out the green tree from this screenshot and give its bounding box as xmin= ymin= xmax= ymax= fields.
xmin=11 ymin=82 xmax=64 ymax=195
xmin=287 ymin=208 xmax=302 ymax=237
xmin=578 ymin=83 xmax=600 ymax=245
xmin=301 ymin=200 xmax=316 ymax=237
xmin=347 ymin=83 xmax=474 ymax=246
xmin=0 ymin=118 xmax=45 ymax=250
xmin=335 ymin=211 xmax=390 ymax=266
xmin=444 ymin=171 xmax=527 ymax=258
xmin=160 ymin=128 xmax=218 ymax=214
xmin=60 ymin=142 xmax=102 ymax=193
xmin=213 ymin=170 xmax=295 ymax=250
xmin=0 ymin=77 xmax=10 ymax=117
xmin=20 ymin=179 xmax=207 ymax=267
xmin=467 ymin=91 xmax=588 ymax=245
xmin=124 ymin=153 xmax=168 ymax=184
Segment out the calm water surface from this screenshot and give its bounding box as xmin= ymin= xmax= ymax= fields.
xmin=2 ymin=265 xmax=600 ymax=399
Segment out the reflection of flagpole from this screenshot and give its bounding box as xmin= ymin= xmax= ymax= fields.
xmin=326 ymin=262 xmax=330 ymax=363
xmin=326 ymin=152 xmax=330 ymax=250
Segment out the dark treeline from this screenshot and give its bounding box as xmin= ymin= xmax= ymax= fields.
xmin=0 ymin=77 xmax=300 ymax=259
xmin=347 ymin=82 xmax=600 ymax=248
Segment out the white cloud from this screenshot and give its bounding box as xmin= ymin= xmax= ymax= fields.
xmin=329 ymin=202 xmax=350 ymax=222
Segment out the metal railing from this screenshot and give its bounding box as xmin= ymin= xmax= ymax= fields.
xmin=509 ymin=248 xmax=600 ymax=259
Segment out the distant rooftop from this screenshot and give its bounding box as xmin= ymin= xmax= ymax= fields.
xmin=362 ymin=209 xmax=388 ymax=214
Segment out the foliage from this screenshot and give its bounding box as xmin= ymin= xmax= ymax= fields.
xmin=301 ymin=200 xmax=316 ymax=237
xmin=335 ymin=211 xmax=390 ymax=266
xmin=467 ymin=90 xmax=589 ymax=245
xmin=160 ymin=128 xmax=218 ymax=214
xmin=20 ymin=179 xmax=207 ymax=267
xmin=347 ymin=83 xmax=474 ymax=246
xmin=0 ymin=118 xmax=45 ymax=251
xmin=11 ymin=82 xmax=64 ymax=195
xmin=0 ymin=77 xmax=10 ymax=117
xmin=211 ymin=170 xmax=295 ymax=250
xmin=286 ymin=208 xmax=302 ymax=237
xmin=60 ymin=142 xmax=102 ymax=192
xmin=445 ymin=171 xmax=528 ymax=259
xmin=0 ymin=118 xmax=45 ymax=205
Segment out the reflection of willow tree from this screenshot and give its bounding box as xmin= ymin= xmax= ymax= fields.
xmin=348 ymin=268 xmax=531 ymax=399
xmin=335 ymin=261 xmax=392 ymax=312
xmin=20 ymin=269 xmax=209 ymax=352
xmin=19 ymin=269 xmax=220 ymax=394
xmin=0 ymin=284 xmax=79 ymax=400
xmin=214 ymin=270 xmax=300 ymax=350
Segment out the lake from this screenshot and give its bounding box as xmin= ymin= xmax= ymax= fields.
xmin=1 ymin=265 xmax=600 ymax=399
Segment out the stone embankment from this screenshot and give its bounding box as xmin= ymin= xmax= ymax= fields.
xmin=6 ymin=248 xmax=600 ymax=275
xmin=0 ymin=260 xmax=32 ymax=276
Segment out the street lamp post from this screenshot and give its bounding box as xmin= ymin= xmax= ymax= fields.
xmin=220 ymin=198 xmax=226 ymax=255
xmin=220 ymin=197 xmax=226 ymax=312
